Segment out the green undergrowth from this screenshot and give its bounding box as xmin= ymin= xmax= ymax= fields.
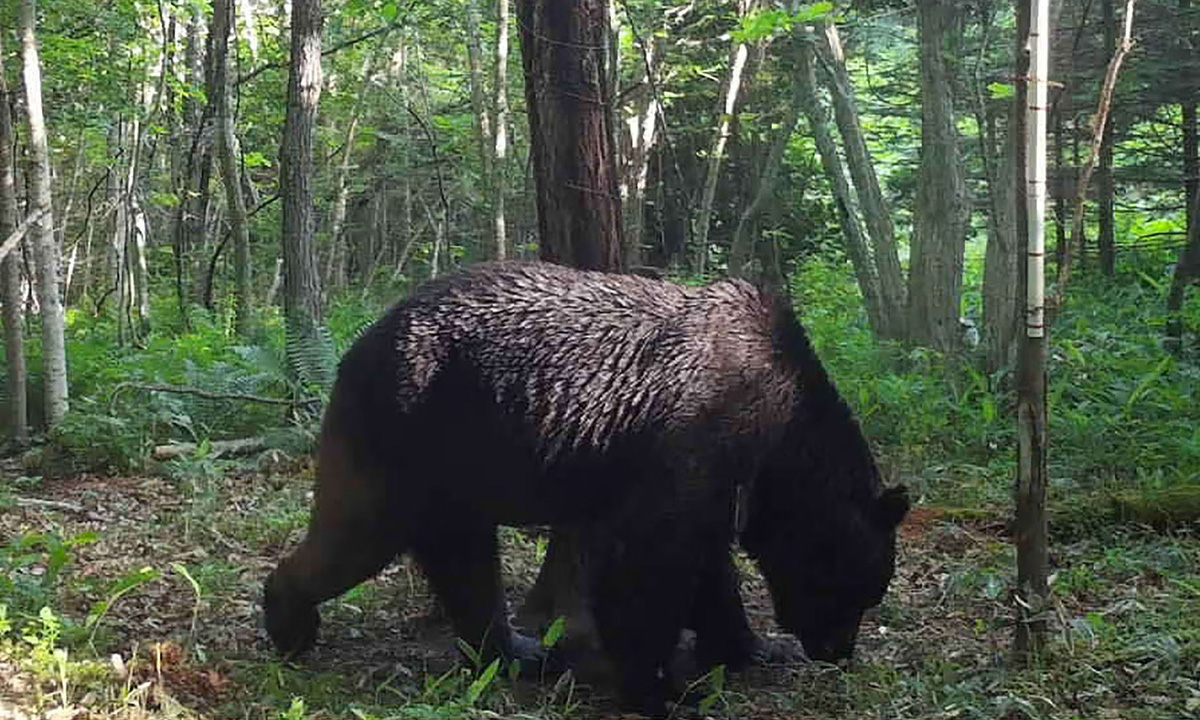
xmin=794 ymin=251 xmax=1200 ymax=521
xmin=2 ymin=294 xmax=387 ymax=476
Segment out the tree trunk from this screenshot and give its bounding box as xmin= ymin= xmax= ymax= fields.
xmin=517 ymin=0 xmax=622 ymax=270
xmin=1165 ymin=0 xmax=1198 ymax=353
xmin=619 ymin=33 xmax=663 ymax=270
xmin=1014 ymin=0 xmax=1051 ymax=659
xmin=212 ymin=0 xmax=253 ymax=335
xmin=20 ymin=0 xmax=68 ymax=426
xmin=983 ymin=125 xmax=1021 ymax=375
xmin=0 ymin=40 xmax=27 ymax=444
xmin=728 ymin=78 xmax=800 ymax=279
xmin=796 ymin=37 xmax=886 ymax=336
xmin=466 ymin=0 xmax=494 ymax=242
xmin=1097 ymin=0 xmax=1117 ymax=276
xmin=908 ymin=0 xmax=970 ymax=351
xmin=818 ymin=20 xmax=906 ymax=337
xmin=281 ymin=0 xmax=327 ymax=379
xmin=492 ymin=0 xmax=510 ymax=260
xmin=691 ymin=0 xmax=751 ymax=276
xmin=327 ymin=51 xmax=374 ymax=292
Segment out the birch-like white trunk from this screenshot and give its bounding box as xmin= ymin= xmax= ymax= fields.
xmin=692 ymin=0 xmax=751 ymax=275
xmin=20 ymin=0 xmax=68 ymax=426
xmin=492 ymin=0 xmax=510 ymax=260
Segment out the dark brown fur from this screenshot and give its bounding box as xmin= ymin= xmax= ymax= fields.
xmin=264 ymin=262 xmax=907 ymax=716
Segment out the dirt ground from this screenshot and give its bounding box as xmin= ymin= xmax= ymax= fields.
xmin=2 ymin=468 xmax=1195 ymax=720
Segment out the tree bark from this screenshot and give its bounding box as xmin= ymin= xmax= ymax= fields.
xmin=1014 ymin=0 xmax=1051 ymax=659
xmin=492 ymin=0 xmax=510 ymax=260
xmin=0 ymin=39 xmax=27 ymax=444
xmin=728 ymin=76 xmax=800 ymax=279
xmin=517 ymin=0 xmax=622 ymax=270
xmin=619 ymin=33 xmax=663 ymax=270
xmin=691 ymin=0 xmax=751 ymax=275
xmin=818 ymin=20 xmax=906 ymax=338
xmin=281 ymin=0 xmax=327 ymax=374
xmin=212 ymin=0 xmax=254 ymax=335
xmin=1165 ymin=0 xmax=1198 ymax=353
xmin=795 ymin=37 xmax=886 ymax=335
xmin=20 ymin=0 xmax=68 ymax=426
xmin=326 ymin=51 xmax=374 ymax=292
xmin=1097 ymin=0 xmax=1117 ymax=276
xmin=466 ymin=0 xmax=494 ymax=209
xmin=907 ymin=0 xmax=970 ymax=351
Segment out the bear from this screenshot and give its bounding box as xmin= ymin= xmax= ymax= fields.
xmin=264 ymin=261 xmax=908 ymax=717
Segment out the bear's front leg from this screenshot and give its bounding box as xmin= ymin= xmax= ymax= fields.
xmin=586 ymin=520 xmax=711 ymax=718
xmin=688 ymin=549 xmax=805 ymax=671
xmin=411 ymin=522 xmax=546 ymax=670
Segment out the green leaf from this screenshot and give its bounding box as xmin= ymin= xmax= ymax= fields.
xmin=465 ymin=658 xmax=500 ymax=705
xmin=988 ymin=81 xmax=1015 ymax=99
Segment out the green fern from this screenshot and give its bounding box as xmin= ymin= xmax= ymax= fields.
xmin=284 ymin=322 xmax=338 ymax=395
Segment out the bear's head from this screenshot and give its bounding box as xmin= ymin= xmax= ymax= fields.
xmin=740 ymin=385 xmax=909 ymax=662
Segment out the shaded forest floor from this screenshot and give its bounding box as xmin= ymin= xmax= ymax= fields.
xmin=1 ymin=459 xmax=1198 ymax=720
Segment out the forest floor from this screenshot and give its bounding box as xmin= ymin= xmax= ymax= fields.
xmin=1 ymin=459 xmax=1197 ymax=720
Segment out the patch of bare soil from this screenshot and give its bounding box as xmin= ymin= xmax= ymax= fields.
xmin=0 ymin=471 xmax=1067 ymax=719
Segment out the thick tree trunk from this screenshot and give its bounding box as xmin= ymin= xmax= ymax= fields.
xmin=908 ymin=0 xmax=970 ymax=351
xmin=492 ymin=0 xmax=510 ymax=260
xmin=281 ymin=0 xmax=326 ymax=372
xmin=212 ymin=0 xmax=253 ymax=335
xmin=796 ymin=38 xmax=886 ymax=336
xmin=20 ymin=0 xmax=68 ymax=426
xmin=0 ymin=41 xmax=27 ymax=444
xmin=692 ymin=0 xmax=751 ymax=275
xmin=516 ymin=0 xmax=622 ymax=652
xmin=818 ymin=21 xmax=906 ymax=337
xmin=517 ymin=0 xmax=622 ymax=270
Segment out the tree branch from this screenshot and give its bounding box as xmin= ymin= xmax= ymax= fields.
xmin=1052 ymin=0 xmax=1137 ymax=316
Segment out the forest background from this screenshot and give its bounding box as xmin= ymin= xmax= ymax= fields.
xmin=0 ymin=0 xmax=1198 ymax=718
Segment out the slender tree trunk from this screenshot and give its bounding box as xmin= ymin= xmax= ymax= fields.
xmin=1053 ymin=0 xmax=1136 ymax=313
xmin=281 ymin=0 xmax=326 ymax=375
xmin=1053 ymin=108 xmax=1067 ymax=269
xmin=517 ymin=0 xmax=622 ymax=270
xmin=0 ymin=40 xmax=27 ymax=444
xmin=619 ymin=33 xmax=663 ymax=269
xmin=983 ymin=120 xmax=1021 ymax=374
xmin=1097 ymin=0 xmax=1117 ymax=276
xmin=1165 ymin=0 xmax=1198 ymax=352
xmin=728 ymin=79 xmax=800 ymax=279
xmin=1015 ymin=0 xmax=1050 ymax=659
xmin=466 ymin=0 xmax=494 ymax=190
xmin=212 ymin=0 xmax=253 ymax=334
xmin=908 ymin=0 xmax=970 ymax=351
xmin=692 ymin=0 xmax=751 ymax=275
xmin=492 ymin=0 xmax=510 ymax=260
xmin=327 ymin=51 xmax=374 ymax=292
xmin=20 ymin=0 xmax=68 ymax=426
xmin=796 ymin=38 xmax=886 ymax=335
xmin=818 ymin=20 xmax=906 ymax=337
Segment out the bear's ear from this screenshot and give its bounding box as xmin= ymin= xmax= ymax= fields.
xmin=874 ymin=485 xmax=910 ymax=529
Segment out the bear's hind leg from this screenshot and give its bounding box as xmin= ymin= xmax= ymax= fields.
xmin=411 ymin=523 xmax=543 ymax=668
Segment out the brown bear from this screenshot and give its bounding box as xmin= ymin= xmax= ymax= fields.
xmin=264 ymin=261 xmax=908 ymax=716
